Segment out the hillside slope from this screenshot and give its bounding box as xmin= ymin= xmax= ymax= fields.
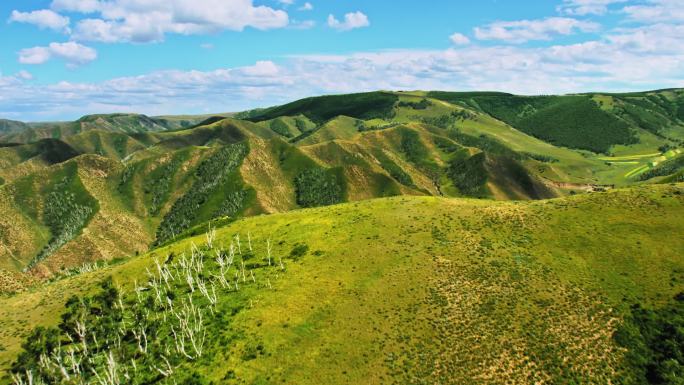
xmin=2 ymin=90 xmax=683 ymax=280
xmin=1 ymin=184 xmax=683 ymax=384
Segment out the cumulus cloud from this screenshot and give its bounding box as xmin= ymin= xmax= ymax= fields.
xmin=51 ymin=0 xmax=101 ymax=13
xmin=558 ymin=0 xmax=628 ymax=16
xmin=3 ymin=18 xmax=684 ymax=121
xmin=16 ymin=70 xmax=34 ymax=80
xmin=54 ymin=0 xmax=289 ymax=43
xmin=299 ymin=2 xmax=313 ymax=11
xmin=9 ymin=9 xmax=70 ymax=32
xmin=290 ymin=20 xmax=316 ymax=30
xmin=18 ymin=42 xmax=97 ymax=67
xmin=622 ymin=0 xmax=684 ymax=23
xmin=474 ymin=17 xmax=600 ymax=43
xmin=449 ymin=33 xmax=470 ymax=45
xmin=328 ymin=11 xmax=370 ymax=31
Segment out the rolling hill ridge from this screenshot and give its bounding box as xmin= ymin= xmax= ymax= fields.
xmin=0 ymin=89 xmax=683 ymax=282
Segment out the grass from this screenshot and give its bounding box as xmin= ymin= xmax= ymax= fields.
xmin=1 ymin=183 xmax=683 ymax=383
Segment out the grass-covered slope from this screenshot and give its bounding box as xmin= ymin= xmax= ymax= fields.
xmin=1 ymin=89 xmax=682 ymax=280
xmin=428 ymin=92 xmax=639 ymax=153
xmin=0 ymin=114 xmax=203 ymax=144
xmin=0 ymin=120 xmax=29 ymax=135
xmin=1 ymin=184 xmax=683 ymax=384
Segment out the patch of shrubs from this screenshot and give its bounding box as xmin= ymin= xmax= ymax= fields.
xmin=294 ymin=168 xmax=343 ymax=207
xmin=156 ymin=143 xmax=249 ymax=244
xmin=294 ymin=118 xmax=309 ymax=133
xmin=614 ymin=294 xmax=684 ymax=384
xmin=639 ymin=156 xmax=684 ymax=181
xmin=398 ymin=99 xmax=432 ymax=110
xmin=29 ymin=173 xmax=98 ymax=269
xmin=523 ymin=152 xmax=559 ymax=163
xmin=289 ymin=243 xmax=309 ymax=261
xmin=248 ymin=92 xmax=398 ymax=124
xmin=446 ymin=151 xmax=488 ymax=197
xmin=374 ymin=150 xmax=414 ymax=187
xmin=516 ymin=97 xmax=637 ymax=153
xmin=447 ymin=130 xmax=522 ymax=159
xmin=270 ymin=119 xmax=293 ymax=138
xmin=213 ymin=190 xmax=249 ymax=218
xmin=144 ymin=158 xmax=180 ymax=215
xmin=400 ymin=129 xmax=441 ymax=181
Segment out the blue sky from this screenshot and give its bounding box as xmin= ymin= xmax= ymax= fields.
xmin=0 ymin=0 xmax=683 ymax=121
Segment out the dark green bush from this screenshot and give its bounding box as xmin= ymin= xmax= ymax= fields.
xmin=294 ymin=168 xmax=343 ymax=207
xmin=614 ymin=295 xmax=684 ymax=384
xmin=373 ymin=150 xmax=414 ymax=187
xmin=400 ymin=129 xmax=441 ymax=181
xmin=428 ymin=93 xmax=637 ymax=153
xmin=639 ymin=156 xmax=684 ymax=181
xmin=156 ymin=143 xmax=249 ymax=244
xmin=289 ymin=243 xmax=309 ymax=260
xmin=247 ymin=92 xmax=398 ymax=124
xmin=516 ymin=97 xmax=636 ymax=153
xmin=446 ymin=151 xmax=488 ymax=197
xmin=270 ymin=119 xmax=293 ymax=138
xmin=30 ymin=170 xmax=98 ymax=269
xmin=398 ymin=99 xmax=432 ymax=110
xmin=144 ymin=158 xmax=180 ymax=215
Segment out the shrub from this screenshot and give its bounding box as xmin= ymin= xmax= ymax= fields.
xmin=144 ymin=158 xmax=181 ymax=215
xmin=294 ymin=168 xmax=343 ymax=207
xmin=399 ymin=129 xmax=440 ymax=181
xmin=247 ymin=92 xmax=398 ymax=124
xmin=639 ymin=156 xmax=684 ymax=181
xmin=289 ymin=243 xmax=309 ymax=260
xmin=373 ymin=150 xmax=414 ymax=187
xmin=29 ymin=172 xmax=98 ymax=269
xmin=156 ymin=143 xmax=249 ymax=244
xmin=398 ymin=99 xmax=432 ymax=110
xmin=270 ymin=119 xmax=293 ymax=138
xmin=446 ymin=151 xmax=488 ymax=197
xmin=614 ymin=296 xmax=684 ymax=384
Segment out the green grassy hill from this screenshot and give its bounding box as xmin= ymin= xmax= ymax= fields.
xmin=0 ymin=113 xmax=210 ymax=144
xmin=1 ymin=90 xmax=683 ymax=280
xmin=0 ymin=119 xmax=29 ymax=135
xmin=1 ymin=183 xmax=683 ymax=384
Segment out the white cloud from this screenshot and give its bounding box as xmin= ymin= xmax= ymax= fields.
xmin=51 ymin=0 xmax=101 ymax=13
xmin=16 ymin=70 xmax=34 ymax=80
xmin=558 ymin=0 xmax=628 ymax=16
xmin=59 ymin=0 xmax=289 ymax=43
xmin=18 ymin=42 xmax=97 ymax=67
xmin=9 ymin=9 xmax=70 ymax=32
xmin=449 ymin=33 xmax=470 ymax=45
xmin=4 ymin=20 xmax=684 ymax=121
xmin=18 ymin=47 xmax=52 ymax=65
xmin=328 ymin=11 xmax=370 ymax=31
xmin=623 ymin=0 xmax=684 ymax=23
xmin=200 ymin=43 xmax=214 ymax=49
xmin=290 ymin=20 xmax=316 ymax=29
xmin=299 ymin=2 xmax=313 ymax=11
xmin=474 ymin=17 xmax=600 ymax=43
